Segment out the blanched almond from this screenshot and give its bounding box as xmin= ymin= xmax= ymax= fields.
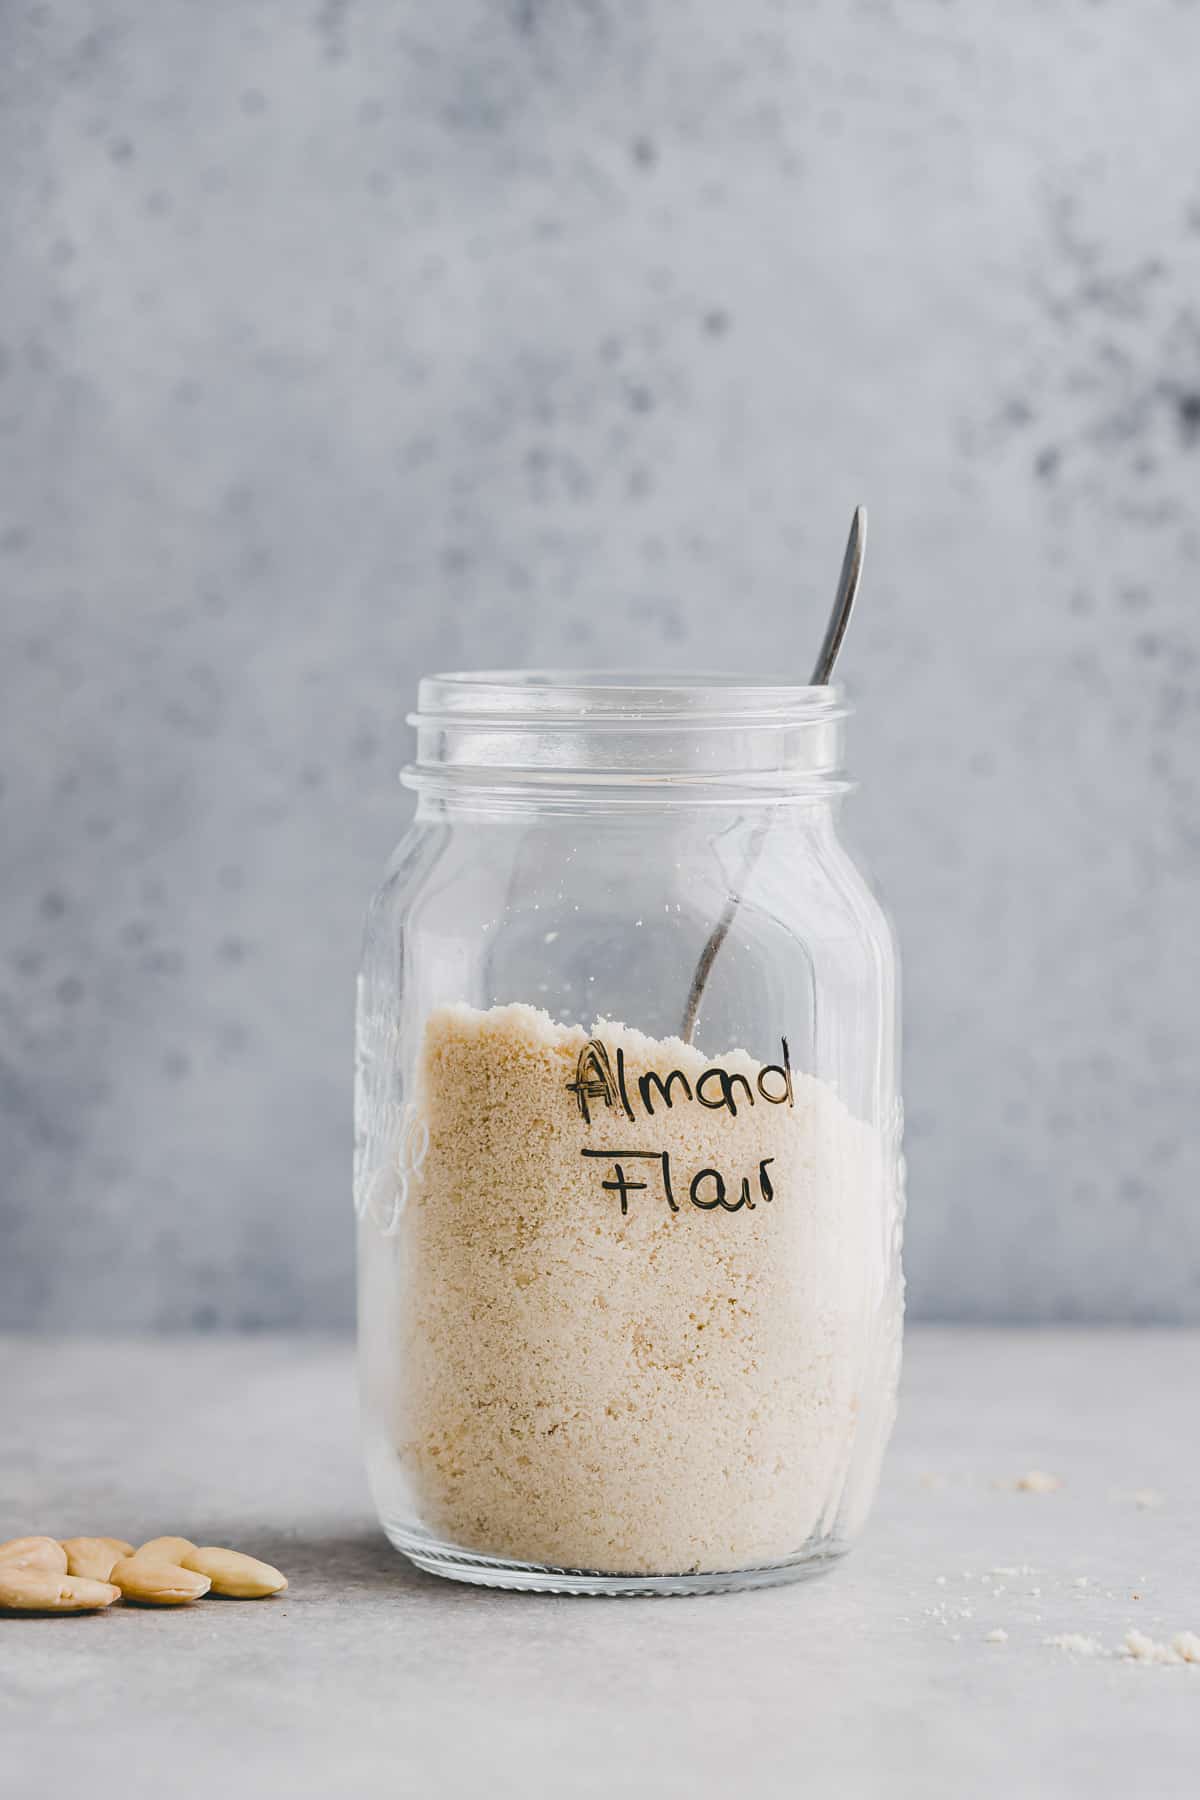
xmin=181 ymin=1547 xmax=287 ymax=1599
xmin=0 ymin=1536 xmax=68 ymax=1573
xmin=110 ymin=1556 xmax=209 ymax=1605
xmin=132 ymin=1536 xmax=195 ymax=1564
xmin=60 ymin=1537 xmax=124 ymax=1582
xmin=0 ymin=1568 xmax=119 ymax=1612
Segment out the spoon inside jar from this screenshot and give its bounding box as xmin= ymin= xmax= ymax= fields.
xmin=678 ymin=505 xmax=868 ymax=1044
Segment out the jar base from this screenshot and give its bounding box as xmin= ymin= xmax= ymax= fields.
xmin=383 ymin=1521 xmax=850 ymax=1597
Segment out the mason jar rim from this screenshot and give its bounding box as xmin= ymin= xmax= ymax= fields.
xmin=410 ymin=669 xmax=847 ymax=725
xmin=403 ymin=668 xmax=851 ymax=807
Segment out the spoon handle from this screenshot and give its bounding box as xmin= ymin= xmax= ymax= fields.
xmin=810 ymin=505 xmax=867 ymax=685
xmin=678 ymin=507 xmax=867 ymax=1044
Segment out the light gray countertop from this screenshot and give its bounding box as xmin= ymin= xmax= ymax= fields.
xmin=2 ymin=1329 xmax=1197 ymax=1798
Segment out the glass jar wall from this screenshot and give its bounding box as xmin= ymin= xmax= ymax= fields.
xmin=355 ymin=673 xmax=903 ymax=1595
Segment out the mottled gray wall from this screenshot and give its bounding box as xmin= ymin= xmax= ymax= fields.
xmin=2 ymin=1 xmax=1198 ymax=1330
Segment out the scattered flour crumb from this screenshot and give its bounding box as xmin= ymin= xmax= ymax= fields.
xmin=1044 ymin=1630 xmax=1200 ymax=1664
xmin=919 ymin=1472 xmax=947 ymax=1490
xmin=1073 ymin=1576 xmax=1090 ymax=1588
xmin=984 ymin=1628 xmax=1008 ymax=1645
xmin=1123 ymin=1630 xmax=1182 ymax=1665
xmin=1044 ymin=1633 xmax=1105 ymax=1657
xmin=1016 ymin=1470 xmax=1061 ymax=1493
xmin=1133 ymin=1488 xmax=1164 ymax=1509
xmin=989 ymin=1566 xmax=1019 ymax=1578
xmin=935 ymin=1575 xmax=947 ymax=1586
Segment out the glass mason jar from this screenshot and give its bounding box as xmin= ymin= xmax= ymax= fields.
xmin=355 ymin=672 xmax=903 ymax=1596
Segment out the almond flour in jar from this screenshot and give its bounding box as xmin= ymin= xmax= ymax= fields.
xmin=362 ymin=1002 xmax=902 ymax=1581
xmin=355 ymin=671 xmax=904 ymax=1594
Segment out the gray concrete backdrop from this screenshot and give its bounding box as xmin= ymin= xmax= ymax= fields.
xmin=1 ymin=1 xmax=1198 ymax=1330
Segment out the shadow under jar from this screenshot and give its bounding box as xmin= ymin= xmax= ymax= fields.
xmin=355 ymin=671 xmax=904 ymax=1596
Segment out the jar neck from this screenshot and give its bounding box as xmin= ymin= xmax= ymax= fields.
xmin=402 ymin=671 xmax=851 ymax=813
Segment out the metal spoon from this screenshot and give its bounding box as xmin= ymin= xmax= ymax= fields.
xmin=678 ymin=505 xmax=868 ymax=1043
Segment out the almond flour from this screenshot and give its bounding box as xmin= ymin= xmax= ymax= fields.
xmin=378 ymin=1002 xmax=902 ymax=1576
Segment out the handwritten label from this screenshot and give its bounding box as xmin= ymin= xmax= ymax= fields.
xmin=566 ymin=1037 xmax=793 ymax=1123
xmin=580 ymin=1148 xmax=776 ymax=1215
xmin=567 ymin=1037 xmax=792 ymax=1219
